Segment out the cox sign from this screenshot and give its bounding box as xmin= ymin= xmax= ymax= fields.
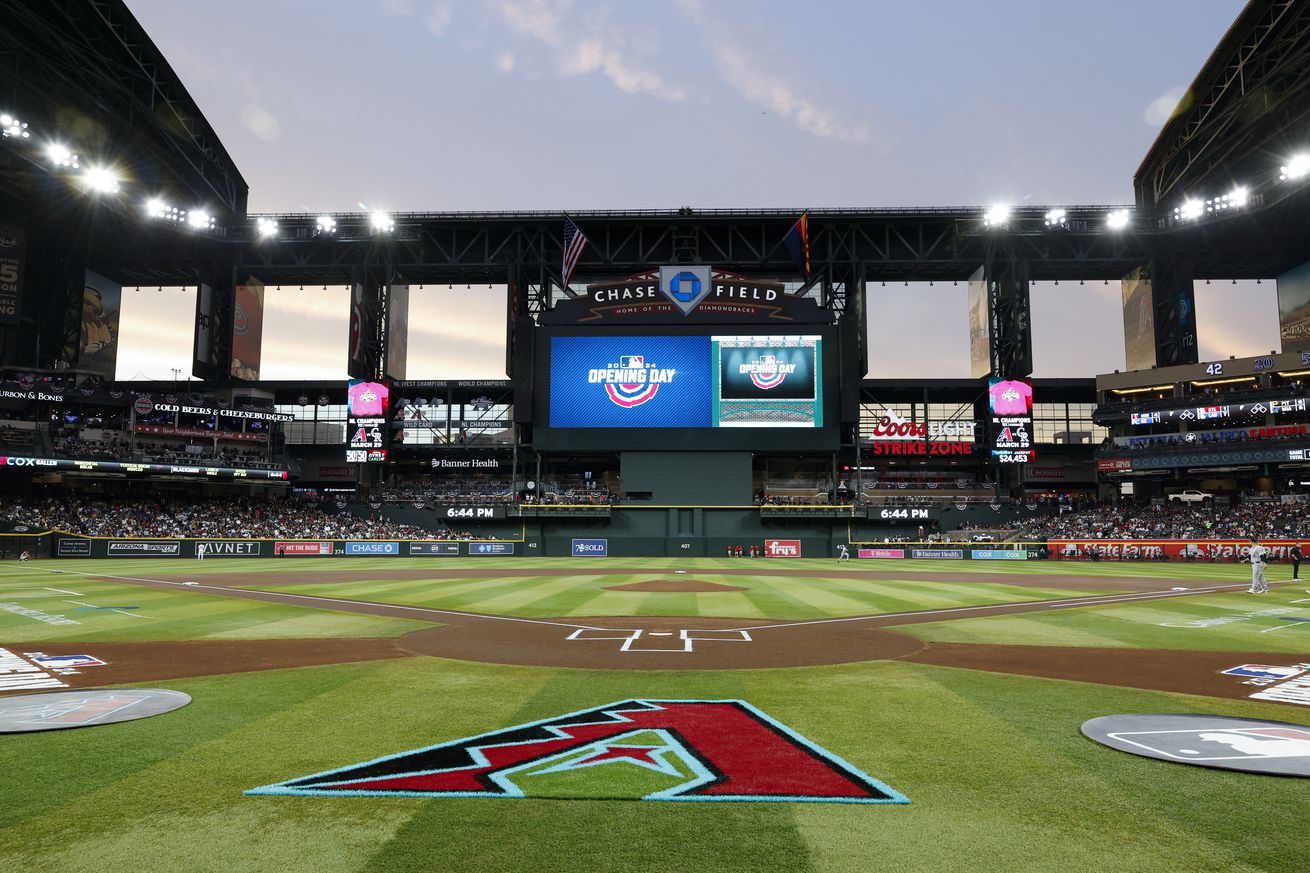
xmin=571 ymin=538 xmax=608 ymax=557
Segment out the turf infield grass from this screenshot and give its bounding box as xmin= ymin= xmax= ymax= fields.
xmin=1 ymin=657 xmax=1306 ymax=873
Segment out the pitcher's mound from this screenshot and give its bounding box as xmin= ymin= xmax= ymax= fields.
xmin=604 ymin=579 xmax=747 ymax=593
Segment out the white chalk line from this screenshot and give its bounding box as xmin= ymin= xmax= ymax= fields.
xmin=28 ymin=567 xmax=609 ymax=631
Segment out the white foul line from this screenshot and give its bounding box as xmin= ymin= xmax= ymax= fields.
xmin=28 ymin=566 xmax=608 ymax=631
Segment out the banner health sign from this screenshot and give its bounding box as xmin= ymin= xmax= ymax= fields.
xmin=571 ymin=538 xmax=608 ymax=557
xmin=344 ymin=542 xmax=400 ymax=556
xmin=470 ymin=542 xmax=516 ymax=556
xmin=910 ymin=548 xmax=965 ymax=560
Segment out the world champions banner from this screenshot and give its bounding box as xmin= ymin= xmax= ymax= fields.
xmin=81 ymin=270 xmax=122 ymax=379
xmin=1277 ymin=262 xmax=1310 ymax=353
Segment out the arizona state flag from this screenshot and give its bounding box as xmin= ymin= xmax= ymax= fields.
xmin=783 ymin=212 xmax=811 ymax=278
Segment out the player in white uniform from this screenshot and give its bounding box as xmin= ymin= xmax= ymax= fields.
xmin=837 ymin=543 xmax=850 ymax=562
xmin=1246 ymin=538 xmax=1268 ymax=594
xmin=196 ymin=543 xmax=205 ymax=562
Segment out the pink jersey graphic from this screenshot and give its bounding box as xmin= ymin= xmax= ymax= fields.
xmin=348 ymin=381 xmax=388 ymax=417
xmin=989 ymin=379 xmax=1032 ymax=416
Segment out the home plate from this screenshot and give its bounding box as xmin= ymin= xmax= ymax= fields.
xmin=675 ymin=570 xmax=687 ymax=575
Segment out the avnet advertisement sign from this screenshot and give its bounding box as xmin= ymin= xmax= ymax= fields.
xmin=571 ymin=538 xmax=608 ymax=557
xmin=344 ymin=542 xmax=400 ymax=556
xmin=198 ymin=541 xmax=261 ymax=557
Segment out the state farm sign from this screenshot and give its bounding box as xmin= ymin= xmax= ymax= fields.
xmin=764 ymin=539 xmax=801 ymax=557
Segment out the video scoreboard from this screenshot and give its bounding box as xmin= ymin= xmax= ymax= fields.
xmin=988 ymin=377 xmax=1034 ymax=464
xmin=346 ymin=378 xmax=391 ymax=464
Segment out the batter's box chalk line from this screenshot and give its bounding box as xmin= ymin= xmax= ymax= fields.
xmin=567 ymin=627 xmax=752 ymax=653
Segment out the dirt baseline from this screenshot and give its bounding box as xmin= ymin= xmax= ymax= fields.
xmin=602 ymin=579 xmax=748 ymax=592
xmin=12 ymin=568 xmax=1284 ymax=705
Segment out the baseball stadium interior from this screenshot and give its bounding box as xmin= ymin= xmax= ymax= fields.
xmin=3 ymin=1 xmax=1310 ymax=870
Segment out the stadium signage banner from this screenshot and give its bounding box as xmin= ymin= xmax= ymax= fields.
xmin=408 ymin=542 xmax=460 ymax=556
xmin=134 ymin=424 xmax=267 ymax=443
xmin=867 ymin=441 xmax=972 ymax=457
xmin=910 ymin=548 xmax=965 ymax=560
xmin=1050 ymin=539 xmax=1308 ymax=561
xmin=469 ymin=542 xmax=516 ymax=556
xmin=107 ymin=541 xmax=180 ymax=556
xmin=857 ymin=548 xmax=905 ymax=559
xmin=146 ymin=402 xmax=293 ymax=422
xmin=0 ymin=223 xmax=23 ymax=325
xmin=344 ymin=542 xmax=400 ymax=555
xmin=988 ymin=378 xmax=1034 ymax=464
xmin=56 ymin=539 xmax=90 ymax=557
xmin=764 ymin=539 xmax=802 ymax=558
xmin=434 ymin=505 xmax=505 ymax=520
xmin=0 ymin=455 xmax=288 ymax=480
xmin=867 ymin=415 xmax=976 ymax=440
xmin=571 ymin=538 xmax=608 ymax=557
xmin=198 ymin=541 xmax=260 ymax=557
xmin=275 ymin=542 xmax=335 ymax=556
xmin=1096 ymin=458 xmax=1133 ymax=472
xmin=971 ymin=549 xmax=1030 ymax=560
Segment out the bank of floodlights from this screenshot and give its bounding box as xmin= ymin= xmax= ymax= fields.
xmin=1043 ymin=208 xmax=1067 ymax=228
xmin=370 ymin=211 xmax=394 ymax=234
xmin=1105 ymin=208 xmax=1131 ymax=230
xmin=82 ymin=166 xmax=121 ymax=194
xmin=46 ymin=143 xmax=79 ymax=169
xmin=0 ymin=113 xmax=29 ymax=139
xmin=146 ymin=198 xmax=185 ymax=222
xmin=256 ymin=217 xmax=279 ymax=239
xmin=1279 ymin=154 xmax=1309 ymax=182
xmin=315 ymin=215 xmax=337 ymax=235
xmin=983 ymin=204 xmax=1010 ymax=228
xmin=1173 ymin=198 xmax=1204 ymax=222
xmin=186 ymin=209 xmax=215 ymax=231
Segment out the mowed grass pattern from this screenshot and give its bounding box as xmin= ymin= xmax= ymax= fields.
xmin=1 ymin=656 xmax=1307 ymax=873
xmin=0 ymin=567 xmax=430 ymax=643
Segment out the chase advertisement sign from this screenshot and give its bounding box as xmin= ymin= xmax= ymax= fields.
xmin=344 ymin=542 xmax=400 ymax=555
xmin=571 ymin=538 xmax=608 ymax=557
xmin=658 ymin=266 xmax=713 ymax=315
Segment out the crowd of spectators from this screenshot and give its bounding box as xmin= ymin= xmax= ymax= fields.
xmin=0 ymin=425 xmax=35 ymax=449
xmin=1013 ymin=499 xmax=1308 ymax=541
xmin=381 ymin=475 xmax=515 ymax=505
xmin=0 ymin=495 xmax=452 ymax=540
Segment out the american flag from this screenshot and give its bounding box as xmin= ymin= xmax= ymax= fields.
xmin=561 ymin=215 xmax=589 ymax=290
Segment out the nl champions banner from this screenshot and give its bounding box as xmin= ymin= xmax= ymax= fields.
xmin=549 ymin=334 xmax=821 ymax=428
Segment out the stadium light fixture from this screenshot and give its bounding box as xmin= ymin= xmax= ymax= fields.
xmin=46 ymin=143 xmax=79 ymax=169
xmin=983 ymin=204 xmax=1010 ymax=228
xmin=1105 ymin=209 xmax=1130 ymax=230
xmin=1204 ymin=186 xmax=1247 ymax=213
xmin=0 ymin=113 xmax=29 ymax=139
xmin=186 ymin=209 xmax=216 ymax=231
xmin=315 ymin=215 xmax=337 ymax=235
xmin=370 ymin=211 xmax=394 ymax=234
xmin=1280 ymin=154 xmax=1310 ymax=182
xmin=82 ymin=166 xmax=120 ymax=194
xmin=256 ymin=217 xmax=279 ymax=239
xmin=1042 ymin=208 xmax=1066 ymax=228
xmin=145 ymin=198 xmax=189 ymax=224
xmin=1173 ymin=198 xmax=1204 ymax=221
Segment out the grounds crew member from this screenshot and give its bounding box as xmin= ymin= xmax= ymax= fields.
xmin=1291 ymin=542 xmax=1303 ymax=584
xmin=1245 ymin=537 xmax=1269 ymax=594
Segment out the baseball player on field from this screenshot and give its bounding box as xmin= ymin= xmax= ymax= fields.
xmin=1245 ymin=537 xmax=1268 ymax=594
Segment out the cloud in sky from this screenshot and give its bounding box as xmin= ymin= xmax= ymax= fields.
xmin=677 ymin=0 xmax=873 ymax=146
xmin=1144 ymin=86 xmax=1188 ymax=127
xmin=491 ymin=0 xmax=686 ymax=101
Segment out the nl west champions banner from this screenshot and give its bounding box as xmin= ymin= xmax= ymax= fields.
xmin=549 ymin=335 xmax=821 ymax=429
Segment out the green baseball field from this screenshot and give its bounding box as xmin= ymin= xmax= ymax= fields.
xmin=2 ymin=556 xmax=1308 ymax=872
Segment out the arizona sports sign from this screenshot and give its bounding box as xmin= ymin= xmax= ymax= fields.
xmin=247 ymin=699 xmax=907 ymax=804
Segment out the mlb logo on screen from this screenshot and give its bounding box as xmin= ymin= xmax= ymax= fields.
xmin=618 ymin=355 xmax=644 ymax=369
xmin=764 ymin=539 xmax=801 ymax=558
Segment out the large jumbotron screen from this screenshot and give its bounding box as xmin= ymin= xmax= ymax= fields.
xmin=536 ymin=327 xmax=837 ymax=450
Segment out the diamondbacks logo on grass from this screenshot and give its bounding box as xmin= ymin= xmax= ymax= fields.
xmin=246 ymin=699 xmax=908 ymax=804
xmin=588 ymin=356 xmax=677 ymax=408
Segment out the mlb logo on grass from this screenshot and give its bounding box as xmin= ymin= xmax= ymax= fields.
xmin=1222 ymin=664 xmax=1307 ymax=681
xmin=571 ymin=538 xmax=608 ymax=557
